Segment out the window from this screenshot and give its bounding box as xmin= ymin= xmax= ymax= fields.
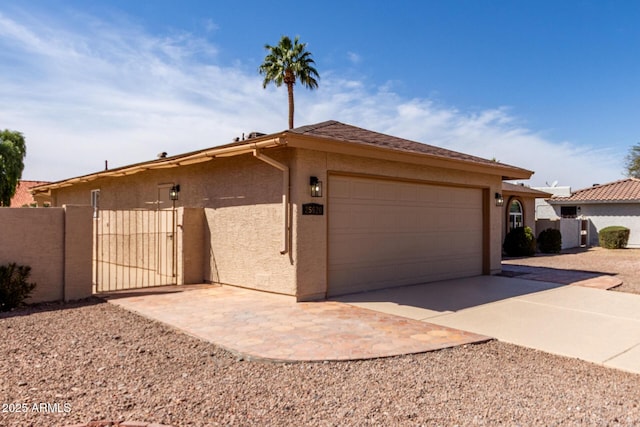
xmin=561 ymin=206 xmax=577 ymax=219
xmin=509 ymin=199 xmax=523 ymax=230
xmin=91 ymin=189 xmax=100 ymax=218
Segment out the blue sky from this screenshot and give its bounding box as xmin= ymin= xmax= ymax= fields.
xmin=1 ymin=0 xmax=638 ymax=189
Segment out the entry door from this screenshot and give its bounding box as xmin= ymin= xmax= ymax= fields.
xmin=328 ymin=175 xmax=483 ymax=296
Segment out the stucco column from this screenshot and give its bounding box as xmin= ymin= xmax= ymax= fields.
xmin=63 ymin=205 xmax=94 ymax=301
xmin=176 ymin=207 xmax=205 ymax=285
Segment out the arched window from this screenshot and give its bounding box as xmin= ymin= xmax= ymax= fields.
xmin=509 ymin=199 xmax=523 ymax=230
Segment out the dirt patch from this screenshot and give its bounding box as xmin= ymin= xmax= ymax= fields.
xmin=2 ymin=300 xmax=640 ymax=426
xmin=503 ymin=246 xmax=640 ymax=295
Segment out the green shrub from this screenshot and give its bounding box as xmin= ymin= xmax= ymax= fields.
xmin=503 ymin=226 xmax=536 ymax=257
xmin=0 ymin=263 xmax=36 ymax=312
xmin=538 ymin=228 xmax=562 ymax=254
xmin=599 ymin=226 xmax=630 ymax=249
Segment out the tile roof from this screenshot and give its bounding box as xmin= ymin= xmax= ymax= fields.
xmin=290 ymin=120 xmax=515 ymax=169
xmin=551 ymin=178 xmax=640 ymax=203
xmin=10 ymin=180 xmax=50 ymax=207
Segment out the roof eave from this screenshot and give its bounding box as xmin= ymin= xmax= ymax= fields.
xmin=549 ymin=198 xmax=640 ymax=205
xmin=31 ymin=136 xmax=286 ymax=194
xmin=283 ymin=133 xmax=532 ymax=180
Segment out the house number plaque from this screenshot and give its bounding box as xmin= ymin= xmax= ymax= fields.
xmin=302 ymin=203 xmax=324 ymax=215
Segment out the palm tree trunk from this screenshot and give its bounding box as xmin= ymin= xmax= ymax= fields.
xmin=287 ymin=83 xmax=295 ymax=129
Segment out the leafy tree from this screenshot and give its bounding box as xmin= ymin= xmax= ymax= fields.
xmin=624 ymin=143 xmax=640 ymax=178
xmin=0 ymin=130 xmax=27 ymax=206
xmin=259 ymin=35 xmax=319 ymax=129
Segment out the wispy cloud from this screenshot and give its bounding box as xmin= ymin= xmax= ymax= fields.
xmin=346 ymin=51 xmax=361 ymax=64
xmin=0 ymin=8 xmax=622 ymax=189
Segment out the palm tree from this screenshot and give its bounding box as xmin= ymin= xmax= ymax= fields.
xmin=259 ymin=35 xmax=319 ymax=129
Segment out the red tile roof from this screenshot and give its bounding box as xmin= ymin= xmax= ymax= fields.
xmin=9 ymin=180 xmax=50 ymax=207
xmin=552 ymin=178 xmax=640 ymax=203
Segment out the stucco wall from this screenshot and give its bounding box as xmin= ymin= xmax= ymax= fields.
xmin=0 ymin=208 xmax=64 ymax=302
xmin=291 ymin=148 xmax=504 ymax=300
xmin=536 ymin=218 xmax=584 ymax=249
xmin=50 ymin=151 xmax=298 ymax=295
xmin=48 ymin=146 xmax=508 ymax=300
xmin=501 ymin=195 xmax=537 ymax=246
xmin=177 ymin=207 xmax=205 ymax=285
xmin=0 ymin=206 xmax=92 ymax=303
xmin=578 ymin=204 xmax=640 ymax=248
xmin=546 ymin=203 xmax=640 ymax=247
xmin=64 ymin=205 xmax=94 ymax=300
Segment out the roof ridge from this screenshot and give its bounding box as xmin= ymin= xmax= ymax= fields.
xmin=552 ymin=177 xmax=640 ymax=202
xmin=283 ymin=119 xmax=531 ymax=178
xmin=572 ymin=177 xmax=637 ymax=194
xmin=289 ymin=120 xmax=340 ymax=134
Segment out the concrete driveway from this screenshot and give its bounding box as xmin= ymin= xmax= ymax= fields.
xmin=334 ymin=276 xmax=640 ymax=374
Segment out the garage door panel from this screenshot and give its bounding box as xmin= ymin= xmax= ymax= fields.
xmin=330 ymin=176 xmax=352 ymax=199
xmin=329 ymin=235 xmax=388 ymax=265
xmin=328 ymin=176 xmax=484 ymax=297
xmin=352 ymin=180 xmax=377 ymax=199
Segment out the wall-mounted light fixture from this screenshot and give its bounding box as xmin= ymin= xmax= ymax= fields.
xmin=310 ymin=176 xmax=322 ymax=197
xmin=170 ymin=184 xmax=180 ymax=201
xmin=495 ymin=192 xmax=504 ymax=207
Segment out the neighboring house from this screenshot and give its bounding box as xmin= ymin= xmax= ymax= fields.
xmin=500 ymin=182 xmax=553 ymax=244
xmin=533 ymin=185 xmax=572 ymax=220
xmin=534 ymin=184 xmax=584 ymax=249
xmin=32 ymin=120 xmax=532 ymax=300
xmin=547 ymin=178 xmax=640 ymax=248
xmin=9 ymin=180 xmax=51 ymax=207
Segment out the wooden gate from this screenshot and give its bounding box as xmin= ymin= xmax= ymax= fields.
xmin=93 ymin=209 xmax=177 ymax=292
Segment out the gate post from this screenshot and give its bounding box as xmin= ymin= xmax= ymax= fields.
xmin=177 ymin=207 xmax=205 ymax=285
xmin=63 ymin=205 xmax=94 ymax=301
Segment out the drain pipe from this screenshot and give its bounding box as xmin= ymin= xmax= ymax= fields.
xmin=252 ymin=149 xmax=290 ymax=255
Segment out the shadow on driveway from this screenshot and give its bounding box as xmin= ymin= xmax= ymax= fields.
xmin=333 ymin=276 xmax=564 ymax=316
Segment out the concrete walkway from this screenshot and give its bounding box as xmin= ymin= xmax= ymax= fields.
xmin=335 ymin=276 xmax=640 ymax=374
xmin=105 ymin=285 xmax=489 ymax=362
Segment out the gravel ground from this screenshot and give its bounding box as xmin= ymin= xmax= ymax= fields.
xmin=2 ymin=298 xmax=640 ymax=426
xmin=503 ymin=246 xmax=640 ymax=295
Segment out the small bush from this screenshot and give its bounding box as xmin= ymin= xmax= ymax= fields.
xmin=599 ymin=226 xmax=630 ymax=249
xmin=538 ymin=228 xmax=562 ymax=254
xmin=0 ymin=263 xmax=36 ymax=312
xmin=503 ymin=226 xmax=536 ymax=257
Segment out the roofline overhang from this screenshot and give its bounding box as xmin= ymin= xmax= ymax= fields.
xmin=31 ymin=136 xmax=286 ymax=194
xmin=283 ymin=133 xmax=533 ymax=180
xmin=548 ymin=198 xmax=640 ymax=205
xmin=32 ymin=128 xmax=533 ymax=195
xmin=504 ymin=189 xmax=554 ymax=198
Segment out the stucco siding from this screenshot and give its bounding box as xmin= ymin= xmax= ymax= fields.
xmin=51 ymin=151 xmax=297 ymax=295
xmin=0 ymin=206 xmax=92 ymax=303
xmin=502 ymin=196 xmax=537 ymax=244
xmin=49 ymin=145 xmax=508 ymax=299
xmin=290 ymin=149 xmax=328 ymax=300
xmin=205 ymin=204 xmax=295 ymax=294
xmin=292 ymin=148 xmax=503 ymax=300
xmin=0 ymin=208 xmax=64 ymax=302
xmin=579 ymin=204 xmax=640 ymax=248
xmin=536 ymin=218 xmax=584 ymax=249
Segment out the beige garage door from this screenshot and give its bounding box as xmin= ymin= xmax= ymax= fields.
xmin=328 ymin=175 xmax=484 ymax=296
